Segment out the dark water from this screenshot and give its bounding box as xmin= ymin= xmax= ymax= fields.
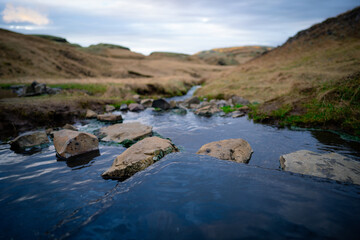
xmin=1 ymin=99 xmax=360 ymax=239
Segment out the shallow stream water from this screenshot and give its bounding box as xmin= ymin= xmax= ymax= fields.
xmin=0 ymin=88 xmax=360 ymax=239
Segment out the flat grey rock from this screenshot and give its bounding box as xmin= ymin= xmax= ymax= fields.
xmin=280 ymin=150 xmax=360 ymax=185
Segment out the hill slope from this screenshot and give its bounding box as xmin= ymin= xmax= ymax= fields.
xmin=0 ymin=29 xmax=223 ymax=81
xmin=194 ymin=46 xmax=272 ymax=65
xmin=196 ymin=6 xmax=360 ymax=135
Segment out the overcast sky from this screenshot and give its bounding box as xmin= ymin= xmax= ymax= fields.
xmin=0 ymin=0 xmax=358 ymax=55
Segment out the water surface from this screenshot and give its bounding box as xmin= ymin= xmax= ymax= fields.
xmin=0 ymin=99 xmax=359 ymax=239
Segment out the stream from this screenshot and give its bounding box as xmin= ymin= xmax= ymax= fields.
xmin=0 ymin=86 xmax=360 ymax=239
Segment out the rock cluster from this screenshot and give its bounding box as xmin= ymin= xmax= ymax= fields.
xmin=11 ymin=81 xmax=61 ymax=97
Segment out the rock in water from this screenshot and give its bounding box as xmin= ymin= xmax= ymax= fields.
xmin=53 ymin=129 xmax=99 ymax=159
xmin=183 ymin=96 xmax=200 ymax=107
xmin=196 ymin=139 xmax=253 ymax=163
xmin=105 ymin=105 xmax=115 ymax=112
xmin=232 ymin=111 xmax=245 ymax=118
xmin=120 ymin=104 xmax=128 ymax=111
xmin=128 ymin=103 xmax=145 ymax=112
xmin=102 ymin=136 xmax=178 ymax=180
xmin=140 ymin=99 xmax=153 ymax=108
xmin=169 ymin=100 xmax=177 ymax=109
xmin=63 ymin=124 xmax=78 ymax=131
xmin=194 ymin=104 xmax=221 ymax=116
xmin=10 ymin=130 xmax=49 ymax=150
xmin=86 ymin=109 xmax=97 ymax=118
xmin=99 ymin=122 xmax=152 ymax=143
xmin=97 ymin=114 xmax=123 ymax=122
xmin=152 ymin=99 xmax=171 ymax=110
xmin=280 ymin=150 xmax=360 ymax=185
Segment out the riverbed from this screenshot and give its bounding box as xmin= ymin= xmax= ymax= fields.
xmin=0 ymin=92 xmax=360 ymax=239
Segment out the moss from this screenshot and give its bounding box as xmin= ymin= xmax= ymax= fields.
xmin=111 ymin=100 xmax=135 ymax=109
xmin=220 ymin=104 xmax=244 ymax=114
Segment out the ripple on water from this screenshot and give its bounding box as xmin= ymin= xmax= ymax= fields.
xmin=0 ymin=103 xmax=359 ymax=239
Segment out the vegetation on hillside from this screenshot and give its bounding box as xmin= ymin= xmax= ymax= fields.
xmin=197 ymin=6 xmax=360 ymax=136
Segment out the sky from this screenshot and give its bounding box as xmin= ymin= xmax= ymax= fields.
xmin=0 ymin=0 xmax=359 ymax=55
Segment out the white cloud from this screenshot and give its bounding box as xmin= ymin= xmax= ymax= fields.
xmin=2 ymin=3 xmax=49 ymax=25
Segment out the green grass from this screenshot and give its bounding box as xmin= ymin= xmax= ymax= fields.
xmin=220 ymin=104 xmax=244 ymax=114
xmin=111 ymin=100 xmax=136 ymax=109
xmin=48 ymin=83 xmax=107 ymax=95
xmin=248 ymin=73 xmax=360 ymax=135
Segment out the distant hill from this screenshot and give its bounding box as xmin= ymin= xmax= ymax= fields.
xmin=194 ymin=46 xmax=272 ymax=65
xmin=0 ymin=29 xmax=221 ymax=80
xmin=197 ymin=6 xmax=360 ymax=101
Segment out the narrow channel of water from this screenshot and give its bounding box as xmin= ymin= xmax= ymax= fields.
xmin=0 ymin=88 xmax=359 ymax=239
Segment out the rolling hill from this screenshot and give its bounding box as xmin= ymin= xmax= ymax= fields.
xmin=0 ymin=29 xmax=223 ymax=81
xmin=194 ymin=46 xmax=272 ymax=65
xmin=196 ymin=6 xmax=360 ymax=134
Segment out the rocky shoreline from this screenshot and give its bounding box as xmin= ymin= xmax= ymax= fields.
xmin=5 ymin=93 xmax=360 ymax=185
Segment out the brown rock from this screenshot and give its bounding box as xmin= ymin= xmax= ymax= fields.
xmin=97 ymin=114 xmax=123 ymax=122
xmin=86 ymin=109 xmax=97 ymax=118
xmin=99 ymin=122 xmax=152 ymax=143
xmin=128 ymin=103 xmax=145 ymax=112
xmin=196 ymin=139 xmax=253 ymax=163
xmin=53 ymin=129 xmax=99 ymax=159
xmin=169 ymin=100 xmax=177 ymax=109
xmin=105 ymin=105 xmax=115 ymax=112
xmin=102 ymin=136 xmax=178 ymax=180
xmin=140 ymin=99 xmax=153 ymax=108
xmin=194 ymin=104 xmax=221 ymax=116
xmin=10 ymin=130 xmax=49 ymax=149
xmin=63 ymin=123 xmax=78 ymax=131
xmin=232 ymin=111 xmax=245 ymax=118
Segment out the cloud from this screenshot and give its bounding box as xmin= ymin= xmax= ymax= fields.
xmin=2 ymin=3 xmax=49 ymax=25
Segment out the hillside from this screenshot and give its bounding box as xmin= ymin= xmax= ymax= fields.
xmin=0 ymin=29 xmax=223 ymax=81
xmin=196 ymin=6 xmax=360 ymax=135
xmin=194 ymin=46 xmax=272 ymax=65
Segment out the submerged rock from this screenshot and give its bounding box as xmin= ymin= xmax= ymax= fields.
xmin=128 ymin=103 xmax=145 ymax=112
xmin=10 ymin=130 xmax=49 ymax=151
xmin=86 ymin=109 xmax=97 ymax=118
xmin=53 ymin=129 xmax=99 ymax=159
xmin=97 ymin=114 xmax=123 ymax=122
xmin=102 ymin=136 xmax=178 ymax=180
xmin=152 ymin=99 xmax=171 ymax=110
xmin=280 ymin=150 xmax=360 ymax=185
xmin=105 ymin=105 xmax=115 ymax=112
xmin=63 ymin=124 xmax=78 ymax=131
xmin=99 ymin=122 xmax=152 ymax=144
xmin=196 ymin=139 xmax=253 ymax=163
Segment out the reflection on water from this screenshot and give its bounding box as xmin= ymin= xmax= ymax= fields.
xmin=0 ymin=106 xmax=359 ymax=239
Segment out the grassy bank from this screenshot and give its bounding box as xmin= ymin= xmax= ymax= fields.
xmin=248 ymin=72 xmax=360 ymax=136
